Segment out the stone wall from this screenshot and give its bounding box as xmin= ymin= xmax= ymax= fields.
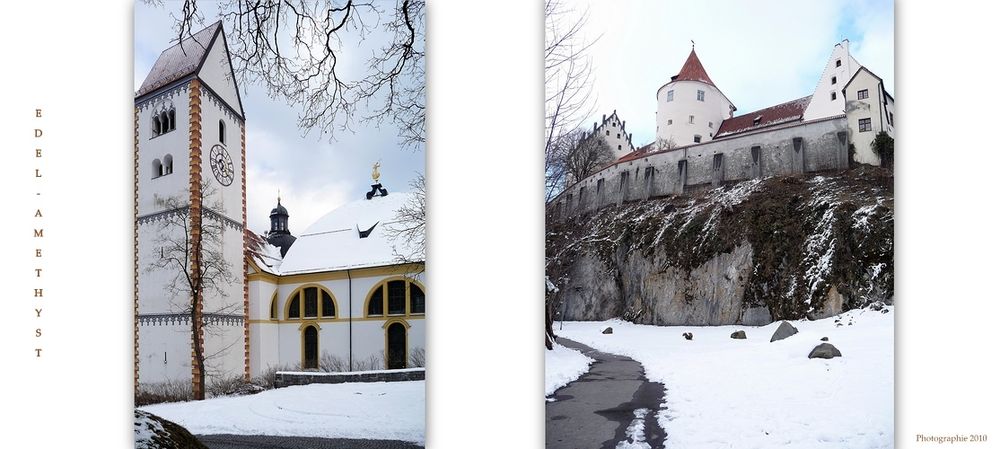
xmin=274 ymin=368 xmax=425 ymax=388
xmin=551 ymin=116 xmax=850 ymax=220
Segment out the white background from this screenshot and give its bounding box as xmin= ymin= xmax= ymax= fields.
xmin=0 ymin=1 xmax=998 ymax=447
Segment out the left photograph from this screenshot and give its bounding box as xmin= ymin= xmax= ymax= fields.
xmin=132 ymin=2 xmax=426 ymax=447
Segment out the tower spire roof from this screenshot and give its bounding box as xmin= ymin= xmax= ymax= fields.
xmin=671 ymin=47 xmax=716 ymax=88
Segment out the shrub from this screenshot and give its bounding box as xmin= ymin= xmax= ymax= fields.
xmin=320 ymin=352 xmax=349 ymax=372
xmin=408 ymin=347 xmax=426 ymax=368
xmin=135 ymin=379 xmax=193 ymax=406
xmin=870 ymin=131 xmax=893 ymax=168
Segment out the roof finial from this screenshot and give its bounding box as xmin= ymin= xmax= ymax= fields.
xmin=277 ymin=188 xmax=281 ymax=204
xmin=372 ymin=161 xmax=382 ymax=183
xmin=691 ymin=39 xmax=695 ymax=50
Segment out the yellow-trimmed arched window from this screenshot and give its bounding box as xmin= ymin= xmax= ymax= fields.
xmin=286 ymin=285 xmax=337 ymax=320
xmin=366 ymin=278 xmax=425 ymax=317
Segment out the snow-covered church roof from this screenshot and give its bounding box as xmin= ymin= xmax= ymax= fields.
xmin=256 ymin=192 xmax=422 ymax=276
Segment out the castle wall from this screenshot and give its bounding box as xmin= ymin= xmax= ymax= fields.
xmin=552 ymin=116 xmax=849 ymax=220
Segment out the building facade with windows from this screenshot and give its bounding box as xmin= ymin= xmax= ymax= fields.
xmin=246 ymin=189 xmax=425 ymax=376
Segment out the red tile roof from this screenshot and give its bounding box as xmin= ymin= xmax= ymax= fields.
xmin=715 ymin=95 xmax=812 ymax=138
xmin=672 ymin=49 xmax=716 ymax=87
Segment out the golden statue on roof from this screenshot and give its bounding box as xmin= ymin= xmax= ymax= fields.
xmin=372 ymin=161 xmax=381 ymax=183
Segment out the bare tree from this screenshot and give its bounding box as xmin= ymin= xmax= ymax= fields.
xmin=148 ymin=0 xmax=425 ymax=149
xmin=384 ymin=173 xmax=425 ymax=265
xmin=146 ymin=180 xmax=237 ymax=400
xmin=545 ymin=0 xmax=598 ymax=200
xmin=655 ymin=137 xmax=678 ymax=152
xmin=560 ymin=129 xmax=615 ymax=186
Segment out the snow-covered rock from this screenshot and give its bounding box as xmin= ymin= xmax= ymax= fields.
xmin=770 ymin=321 xmax=799 ymax=342
xmin=135 ymin=410 xmax=207 ymax=449
xmin=808 ymin=342 xmax=843 ymax=359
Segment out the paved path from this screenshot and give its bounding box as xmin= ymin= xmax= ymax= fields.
xmin=197 ymin=434 xmax=422 ymax=449
xmin=546 ymin=338 xmax=666 ymax=449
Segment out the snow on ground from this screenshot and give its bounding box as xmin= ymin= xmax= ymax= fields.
xmin=545 ymin=342 xmax=594 ymax=397
xmin=557 ymin=307 xmax=893 ymax=449
xmin=141 ymin=381 xmax=425 ymax=444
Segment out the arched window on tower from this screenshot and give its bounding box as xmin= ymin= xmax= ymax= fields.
xmin=219 ymin=120 xmax=226 ymax=144
xmin=151 ymin=159 xmax=162 ymax=178
xmin=168 ymin=109 xmax=176 ymax=131
xmin=152 ymin=116 xmax=161 ymax=136
xmin=163 ymin=154 xmax=173 ymax=175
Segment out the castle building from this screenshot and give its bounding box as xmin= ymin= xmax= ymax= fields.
xmin=135 ymin=22 xmax=424 ymax=391
xmin=553 ymin=40 xmax=894 ymax=219
xmin=577 ymin=110 xmax=636 ymax=160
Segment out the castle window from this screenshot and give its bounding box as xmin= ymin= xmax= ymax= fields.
xmin=152 ymin=116 xmax=161 ymax=136
xmin=168 ymin=109 xmax=176 ymax=131
xmin=606 ymin=130 xmax=610 ymax=136
xmin=667 ymin=90 xmax=674 ymax=102
xmin=667 ymin=119 xmax=672 ymax=125
xmin=617 ymin=133 xmax=620 ymax=139
xmin=709 ymin=122 xmax=713 ymax=129
xmin=831 ymin=76 xmax=837 ymax=84
xmin=219 ymin=120 xmax=226 ymax=144
xmin=151 ymin=159 xmax=162 ymax=178
xmin=618 ymin=144 xmax=622 ymax=151
xmin=697 ymin=90 xmax=705 ymax=102
xmin=830 ymin=91 xmax=837 ymax=101
xmin=859 ymin=117 xmax=872 ymax=132
xmin=857 ymin=89 xmax=869 ymax=100
xmin=693 ymin=135 xmax=702 ymax=143
xmin=835 ymin=59 xmax=842 ymax=67
xmin=163 ymin=154 xmax=173 ymax=175
xmin=688 ymin=115 xmax=694 ymax=124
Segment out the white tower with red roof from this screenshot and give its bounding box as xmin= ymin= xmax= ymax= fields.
xmin=655 ymin=46 xmax=736 ymax=146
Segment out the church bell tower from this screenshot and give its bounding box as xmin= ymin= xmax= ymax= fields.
xmin=134 ymin=21 xmax=249 ymax=392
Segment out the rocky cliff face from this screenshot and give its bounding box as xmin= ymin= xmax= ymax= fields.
xmin=546 ymin=167 xmax=893 ymax=326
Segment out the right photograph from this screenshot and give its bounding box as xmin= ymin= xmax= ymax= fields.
xmin=544 ymin=1 xmax=894 ymax=448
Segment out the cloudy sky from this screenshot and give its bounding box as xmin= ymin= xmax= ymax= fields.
xmin=575 ymin=0 xmax=894 ymax=146
xmin=135 ymin=2 xmax=425 ymax=236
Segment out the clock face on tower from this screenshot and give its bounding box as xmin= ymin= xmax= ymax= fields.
xmin=210 ymin=144 xmax=235 ymax=186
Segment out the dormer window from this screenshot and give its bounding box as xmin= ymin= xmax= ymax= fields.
xmin=697 ymin=90 xmax=705 ymax=101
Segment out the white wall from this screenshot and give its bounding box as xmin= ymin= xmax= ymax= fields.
xmin=656 ymin=80 xmax=732 ymax=146
xmin=248 ymin=270 xmax=427 ymax=376
xmin=803 ymin=40 xmax=862 ymax=121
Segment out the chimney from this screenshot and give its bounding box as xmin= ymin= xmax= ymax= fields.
xmin=603 ymin=114 xmax=606 ymax=122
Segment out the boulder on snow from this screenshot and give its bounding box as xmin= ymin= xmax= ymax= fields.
xmin=682 ymin=332 xmax=693 ymax=340
xmin=135 ymin=409 xmax=208 ymax=449
xmin=730 ymin=330 xmax=746 ymax=339
xmin=602 ymin=327 xmax=613 ymax=334
xmin=808 ymin=343 xmax=842 ymax=359
xmin=820 ymin=337 xmax=829 ymax=341
xmin=770 ymin=321 xmax=799 ymax=342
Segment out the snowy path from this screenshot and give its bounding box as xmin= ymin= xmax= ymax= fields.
xmin=546 ymin=338 xmax=665 ymax=449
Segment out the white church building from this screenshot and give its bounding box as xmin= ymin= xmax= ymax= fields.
xmin=134 ymin=22 xmax=424 ymax=392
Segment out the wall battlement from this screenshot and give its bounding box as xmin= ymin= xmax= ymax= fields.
xmin=550 ymin=115 xmax=850 ymax=220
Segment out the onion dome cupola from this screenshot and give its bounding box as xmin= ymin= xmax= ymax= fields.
xmin=655 ymin=44 xmax=736 ymax=146
xmin=265 ymin=195 xmax=297 ymax=257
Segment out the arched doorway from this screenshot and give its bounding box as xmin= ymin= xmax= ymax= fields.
xmin=303 ymin=325 xmax=318 ymax=369
xmin=386 ymin=322 xmax=407 ymax=369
